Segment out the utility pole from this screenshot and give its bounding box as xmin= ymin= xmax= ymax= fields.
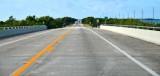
xmin=119 ymin=13 xmax=120 ymax=19
xmin=115 ymin=14 xmax=117 ymax=18
xmin=128 ymin=12 xmax=129 ymax=19
xmin=134 ymin=10 xmax=135 ymax=19
xmin=123 ymin=13 xmax=124 ymax=19
xmin=142 ymin=9 xmax=143 ymax=19
xmin=153 ymin=6 xmax=155 ymax=19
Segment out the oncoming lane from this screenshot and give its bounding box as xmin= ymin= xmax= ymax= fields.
xmin=0 ymin=28 xmax=69 ymax=76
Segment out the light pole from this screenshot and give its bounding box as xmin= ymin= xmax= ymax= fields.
xmin=128 ymin=12 xmax=129 ymax=19
xmin=142 ymin=9 xmax=143 ymax=19
xmin=153 ymin=6 xmax=155 ymax=19
xmin=134 ymin=10 xmax=135 ymax=19
xmin=123 ymin=13 xmax=124 ymax=19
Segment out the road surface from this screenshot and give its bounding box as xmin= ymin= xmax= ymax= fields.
xmin=0 ymin=25 xmax=160 ymax=76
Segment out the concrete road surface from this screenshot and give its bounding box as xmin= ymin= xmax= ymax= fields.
xmin=0 ymin=25 xmax=160 ymax=76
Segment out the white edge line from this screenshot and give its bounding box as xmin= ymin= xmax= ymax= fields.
xmin=0 ymin=30 xmax=50 ymax=47
xmin=0 ymin=28 xmax=64 ymax=47
xmin=86 ymin=28 xmax=160 ymax=76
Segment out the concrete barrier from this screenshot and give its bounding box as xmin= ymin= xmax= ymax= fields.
xmin=0 ymin=25 xmax=47 ymax=38
xmin=100 ymin=25 xmax=160 ymax=45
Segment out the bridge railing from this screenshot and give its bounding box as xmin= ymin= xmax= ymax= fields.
xmin=0 ymin=25 xmax=46 ymax=30
xmin=103 ymin=24 xmax=160 ymax=31
xmin=0 ymin=25 xmax=47 ymax=38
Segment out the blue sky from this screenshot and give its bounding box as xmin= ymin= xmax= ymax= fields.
xmin=0 ymin=0 xmax=160 ymax=21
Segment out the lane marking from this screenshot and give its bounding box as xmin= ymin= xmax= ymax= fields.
xmin=87 ymin=28 xmax=160 ymax=76
xmin=11 ymin=29 xmax=72 ymax=76
xmin=0 ymin=28 xmax=66 ymax=47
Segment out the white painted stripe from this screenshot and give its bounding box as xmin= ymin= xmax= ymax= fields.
xmin=0 ymin=28 xmax=66 ymax=47
xmin=87 ymin=28 xmax=160 ymax=76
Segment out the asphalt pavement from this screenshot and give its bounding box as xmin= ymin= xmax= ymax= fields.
xmin=0 ymin=25 xmax=160 ymax=76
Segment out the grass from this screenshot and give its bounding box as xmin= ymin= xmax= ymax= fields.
xmin=83 ymin=24 xmax=93 ymax=28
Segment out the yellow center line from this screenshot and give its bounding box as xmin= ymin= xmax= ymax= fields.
xmin=11 ymin=29 xmax=72 ymax=76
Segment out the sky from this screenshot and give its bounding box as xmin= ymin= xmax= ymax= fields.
xmin=0 ymin=0 xmax=160 ymax=21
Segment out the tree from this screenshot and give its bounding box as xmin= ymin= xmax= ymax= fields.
xmin=82 ymin=17 xmax=94 ymax=25
xmin=82 ymin=17 xmax=105 ymax=27
xmin=50 ymin=18 xmax=63 ymax=28
xmin=62 ymin=17 xmax=77 ymax=26
xmin=18 ymin=20 xmax=27 ymax=26
xmin=0 ymin=21 xmax=4 ymax=27
xmin=37 ymin=16 xmax=54 ymax=29
xmin=5 ymin=16 xmax=17 ymax=26
xmin=25 ymin=15 xmax=37 ymax=25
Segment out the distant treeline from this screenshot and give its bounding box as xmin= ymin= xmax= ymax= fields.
xmin=0 ymin=15 xmax=77 ymax=29
xmin=1 ymin=16 xmax=160 ymax=28
xmin=82 ymin=17 xmax=160 ymax=27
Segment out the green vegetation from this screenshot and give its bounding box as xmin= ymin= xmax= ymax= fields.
xmin=106 ymin=18 xmax=160 ymax=27
xmin=0 ymin=16 xmax=77 ymax=29
xmin=83 ymin=24 xmax=92 ymax=28
xmin=82 ymin=17 xmax=160 ymax=27
xmin=82 ymin=17 xmax=104 ymax=27
xmin=1 ymin=16 xmax=160 ymax=29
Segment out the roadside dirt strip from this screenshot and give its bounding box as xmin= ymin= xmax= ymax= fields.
xmin=11 ymin=29 xmax=72 ymax=76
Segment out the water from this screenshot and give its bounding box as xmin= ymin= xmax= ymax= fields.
xmin=140 ymin=19 xmax=160 ymax=24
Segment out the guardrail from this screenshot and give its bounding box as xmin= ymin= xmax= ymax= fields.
xmin=0 ymin=25 xmax=46 ymax=30
xmin=0 ymin=27 xmax=4 ymax=30
xmin=100 ymin=25 xmax=160 ymax=45
xmin=0 ymin=25 xmax=47 ymax=38
xmin=103 ymin=24 xmax=160 ymax=31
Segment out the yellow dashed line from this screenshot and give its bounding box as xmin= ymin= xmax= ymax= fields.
xmin=11 ymin=29 xmax=72 ymax=76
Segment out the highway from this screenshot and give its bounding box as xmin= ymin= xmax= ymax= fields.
xmin=0 ymin=24 xmax=160 ymax=76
